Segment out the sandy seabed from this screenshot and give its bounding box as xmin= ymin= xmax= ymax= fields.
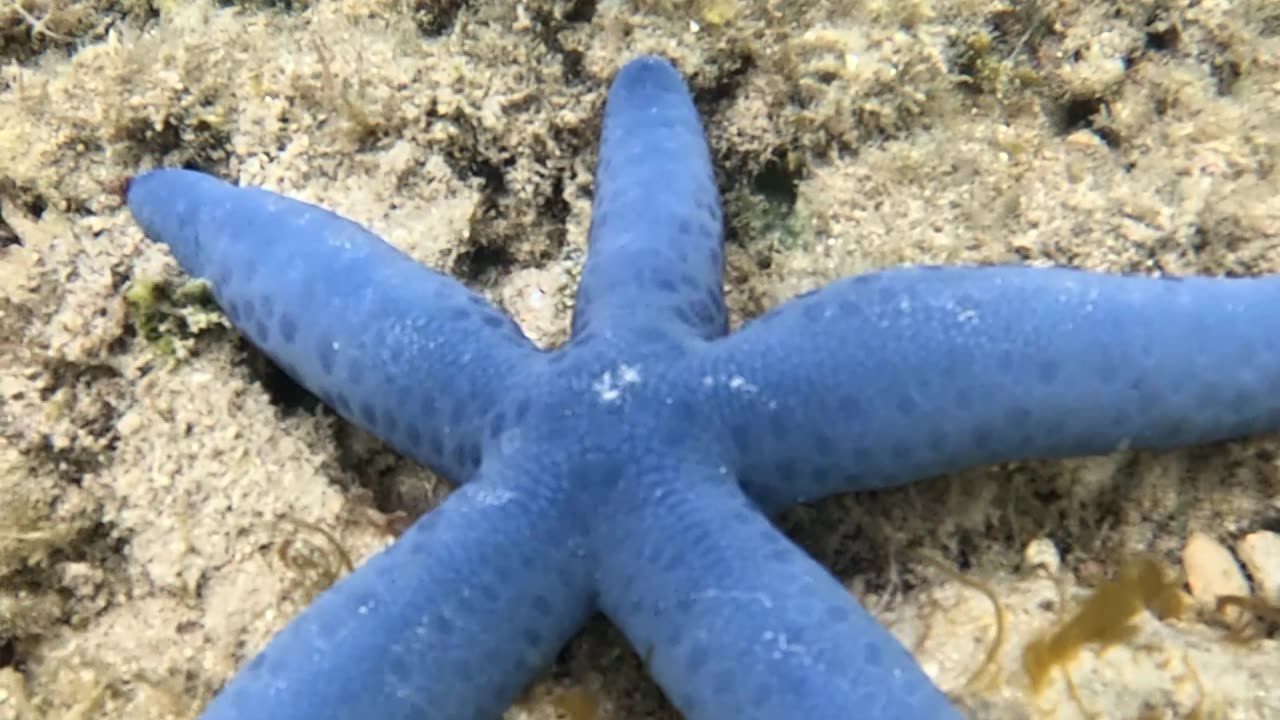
xmin=1 ymin=1 xmax=1278 ymax=718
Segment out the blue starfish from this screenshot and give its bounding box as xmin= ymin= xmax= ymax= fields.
xmin=124 ymin=55 xmax=1280 ymax=720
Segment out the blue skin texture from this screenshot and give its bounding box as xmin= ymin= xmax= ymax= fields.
xmin=124 ymin=55 xmax=1280 ymax=720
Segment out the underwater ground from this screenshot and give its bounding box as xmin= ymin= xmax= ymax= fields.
xmin=1 ymin=1 xmax=1278 ymax=718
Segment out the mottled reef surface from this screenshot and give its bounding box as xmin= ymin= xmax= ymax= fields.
xmin=1 ymin=1 xmax=1278 ymax=718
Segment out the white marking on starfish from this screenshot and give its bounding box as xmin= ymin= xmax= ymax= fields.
xmin=594 ymin=363 xmax=642 ymax=403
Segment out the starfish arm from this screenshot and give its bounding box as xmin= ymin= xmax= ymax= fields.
xmin=573 ymin=55 xmax=728 ymax=343
xmin=594 ymin=461 xmax=958 ymax=720
xmin=126 ymin=169 xmax=539 ymax=482
xmin=198 ymin=461 xmax=594 ymax=720
xmin=695 ymin=266 xmax=1280 ymax=509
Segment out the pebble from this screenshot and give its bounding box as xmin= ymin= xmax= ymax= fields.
xmin=1022 ymin=537 xmax=1061 ymax=576
xmin=1235 ymin=530 xmax=1280 ymax=603
xmin=1182 ymin=531 xmax=1250 ymax=622
xmin=501 ymin=266 xmax=571 ymax=346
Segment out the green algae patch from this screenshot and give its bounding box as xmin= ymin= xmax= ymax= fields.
xmin=123 ymin=276 xmax=223 ymax=358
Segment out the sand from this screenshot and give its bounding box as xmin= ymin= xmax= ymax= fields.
xmin=0 ymin=0 xmax=1278 ymax=718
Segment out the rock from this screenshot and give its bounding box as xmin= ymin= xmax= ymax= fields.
xmin=1235 ymin=530 xmax=1280 ymax=604
xmin=1182 ymin=531 xmax=1249 ymax=622
xmin=1022 ymin=537 xmax=1061 ymax=576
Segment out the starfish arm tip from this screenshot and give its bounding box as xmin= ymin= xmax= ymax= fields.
xmin=126 ymin=168 xmax=540 ymax=481
xmin=572 ymin=54 xmax=728 ymax=341
xmin=698 ymin=265 xmax=1280 ymax=507
xmin=595 ymin=461 xmax=959 ymax=719
xmin=198 ymin=461 xmax=593 ymax=719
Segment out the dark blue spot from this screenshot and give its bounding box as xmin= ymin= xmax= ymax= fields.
xmin=772 ymin=460 xmax=796 ymax=481
xmin=433 ymin=613 xmax=454 ymax=636
xmin=896 ymin=394 xmax=918 ymax=416
xmin=806 ymin=466 xmax=832 ymax=487
xmin=333 ymin=392 xmax=352 ymax=416
xmin=279 ymin=314 xmax=298 ymax=343
xmin=513 ymin=398 xmax=531 ymax=424
xmin=686 ymin=645 xmax=710 ymax=673
xmin=690 ymin=300 xmax=716 ymax=327
xmin=927 ymin=428 xmax=948 ymax=450
xmin=767 ymin=411 xmax=789 ymax=441
xmin=705 ymin=287 xmax=723 ymax=311
xmin=661 ymin=549 xmax=683 ymax=572
xmin=1038 ymin=359 xmax=1060 ymax=384
xmin=214 ymin=265 xmax=234 ymax=290
xmin=238 ymin=259 xmax=258 ymax=285
xmin=531 ymin=594 xmax=552 ymax=617
xmin=711 ymin=668 xmax=734 ymax=695
xmin=317 ymin=338 xmax=336 ymax=375
xmin=729 ymin=421 xmax=753 ymax=456
xmin=972 ymin=426 xmax=993 ymax=452
xmin=863 ymin=639 xmax=884 ymax=667
xmin=801 ymin=301 xmax=826 ymax=323
xmin=813 ymin=431 xmax=834 ymax=454
xmin=766 ymin=547 xmax=790 ymax=564
xmin=1005 ymin=406 xmax=1032 ymax=427
xmin=475 ymin=581 xmax=500 ymax=605
xmin=521 ymin=627 xmax=542 ymax=649
xmin=359 ymin=402 xmax=378 ymax=427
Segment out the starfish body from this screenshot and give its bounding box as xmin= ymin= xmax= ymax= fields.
xmin=124 ymin=56 xmax=1280 ymax=720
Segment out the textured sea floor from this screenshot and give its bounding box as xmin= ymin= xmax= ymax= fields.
xmin=1 ymin=1 xmax=1278 ymax=718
